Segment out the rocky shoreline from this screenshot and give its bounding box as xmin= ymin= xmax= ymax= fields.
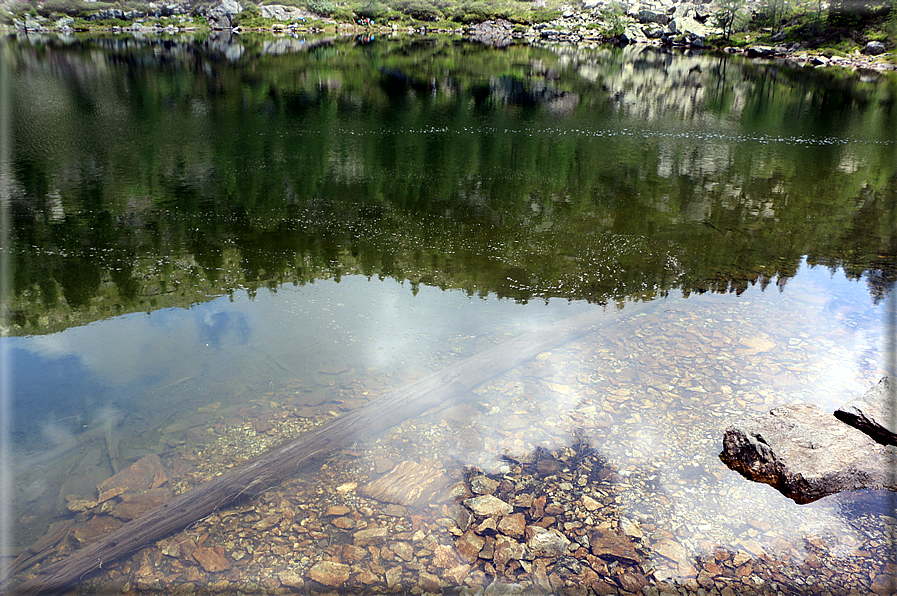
xmin=8 ymin=1 xmax=896 ymax=73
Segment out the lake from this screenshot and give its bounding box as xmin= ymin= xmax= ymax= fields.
xmin=2 ymin=32 xmax=896 ymax=594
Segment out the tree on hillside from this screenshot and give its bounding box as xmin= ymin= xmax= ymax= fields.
xmin=714 ymin=0 xmax=750 ymax=40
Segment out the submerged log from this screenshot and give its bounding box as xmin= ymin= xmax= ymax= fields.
xmin=15 ymin=303 xmax=649 ymax=594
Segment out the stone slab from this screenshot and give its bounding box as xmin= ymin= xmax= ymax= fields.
xmin=834 ymin=376 xmax=896 ymax=445
xmin=720 ymin=402 xmax=897 ymax=503
xmin=359 ymin=460 xmax=452 ymax=507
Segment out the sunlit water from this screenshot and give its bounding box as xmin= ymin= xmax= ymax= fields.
xmin=4 ymin=33 xmax=896 ymax=593
xmin=7 ymin=261 xmax=893 ymax=583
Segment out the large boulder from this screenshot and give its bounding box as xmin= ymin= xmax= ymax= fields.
xmin=862 ymin=41 xmax=887 ymax=56
xmin=720 ymin=399 xmax=897 ymax=504
xmin=204 ymin=0 xmax=243 ymax=29
xmin=637 ymin=9 xmax=669 ymax=25
xmin=260 ymin=4 xmax=309 ymax=21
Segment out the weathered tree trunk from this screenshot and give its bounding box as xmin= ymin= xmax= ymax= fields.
xmin=14 ymin=303 xmax=649 ymax=594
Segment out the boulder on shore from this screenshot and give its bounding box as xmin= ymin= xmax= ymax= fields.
xmin=203 ymin=0 xmax=242 ymax=29
xmin=720 ymin=377 xmax=897 ymax=504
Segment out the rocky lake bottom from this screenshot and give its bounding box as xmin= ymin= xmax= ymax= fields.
xmin=9 ymin=277 xmax=894 ymax=595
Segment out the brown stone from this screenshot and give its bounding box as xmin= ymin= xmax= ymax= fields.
xmin=480 ymin=536 xmax=495 ymax=559
xmin=697 ymin=570 xmax=715 ymax=588
xmin=529 ymin=495 xmax=546 ymax=519
xmin=617 ymin=572 xmax=648 ymax=592
xmin=493 ymin=535 xmax=526 ymax=566
xmin=525 ymin=526 xmax=570 ymax=558
xmin=419 ymin=570 xmax=441 ymax=592
xmin=433 ymin=544 xmax=460 ymax=568
xmin=192 ymin=546 xmax=231 ymax=572
xmin=385 ymin=565 xmax=403 ymax=589
xmin=497 ymin=512 xmax=527 ymax=538
xmin=111 ymin=488 xmax=172 ymax=521
xmin=871 ymin=573 xmax=897 ymax=596
xmin=71 ymin=515 xmax=122 ymax=545
xmin=654 ymin=538 xmax=687 ymax=564
xmin=309 ymin=560 xmax=351 ymax=586
xmin=392 ymin=541 xmax=413 ymax=561
xmin=443 ymin=563 xmax=471 ymax=585
xmin=448 ymin=503 xmax=474 ymax=531
xmin=342 ymin=544 xmax=368 ymax=563
xmin=374 ymin=457 xmax=395 ymax=474
xmin=469 ymin=475 xmax=499 ymax=494
xmin=475 ymin=516 xmax=498 ymax=534
xmin=581 ymin=495 xmax=602 ymax=511
xmin=457 ymin=529 xmax=486 ymax=562
xmin=160 ymin=536 xmax=197 ymax=559
xmin=354 ymin=526 xmax=388 ymax=546
xmin=279 ymin=571 xmax=305 ymax=589
xmin=359 ymin=460 xmax=452 ymax=507
xmin=464 ymin=494 xmax=512 ymax=517
xmin=356 ymin=568 xmax=380 ymax=585
xmin=332 ymin=517 xmax=356 ymax=529
xmin=544 ymin=503 xmax=565 ymax=515
xmin=324 ymin=505 xmax=351 ymax=516
xmin=97 ymin=454 xmax=166 ymax=503
xmin=588 ymin=530 xmax=640 ymax=566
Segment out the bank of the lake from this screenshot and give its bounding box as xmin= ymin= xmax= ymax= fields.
xmin=5 ymin=0 xmax=897 ymax=71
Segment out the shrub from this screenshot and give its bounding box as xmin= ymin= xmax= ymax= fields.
xmin=394 ymin=0 xmax=444 ymax=21
xmin=308 ymin=0 xmax=336 ymax=15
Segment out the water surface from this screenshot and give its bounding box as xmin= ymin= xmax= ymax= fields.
xmin=3 ymin=32 xmax=896 ymax=594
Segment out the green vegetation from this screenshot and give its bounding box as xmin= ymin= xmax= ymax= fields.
xmin=706 ymin=0 xmax=896 ymax=51
xmin=6 ymin=36 xmax=895 ymax=336
xmin=2 ymin=0 xmax=894 ymax=57
xmin=3 ymin=0 xmax=569 ymax=27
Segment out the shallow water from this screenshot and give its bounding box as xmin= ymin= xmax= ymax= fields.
xmin=3 ymin=32 xmax=896 ymax=594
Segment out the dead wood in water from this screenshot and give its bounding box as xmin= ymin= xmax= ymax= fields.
xmin=14 ymin=303 xmax=651 ymax=595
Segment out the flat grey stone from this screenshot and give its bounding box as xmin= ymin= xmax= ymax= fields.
xmin=720 ymin=402 xmax=897 ymax=503
xmin=835 ymin=376 xmax=896 ymax=445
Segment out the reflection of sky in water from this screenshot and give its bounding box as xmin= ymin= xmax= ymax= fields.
xmin=6 ymin=259 xmax=891 ymax=571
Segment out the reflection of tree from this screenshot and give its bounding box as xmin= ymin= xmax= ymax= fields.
xmin=7 ymin=35 xmax=896 ymax=335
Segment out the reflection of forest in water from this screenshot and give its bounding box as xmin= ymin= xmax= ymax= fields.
xmin=6 ymin=33 xmax=897 ymax=336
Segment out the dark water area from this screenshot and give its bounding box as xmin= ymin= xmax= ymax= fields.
xmin=2 ymin=32 xmax=897 ymax=595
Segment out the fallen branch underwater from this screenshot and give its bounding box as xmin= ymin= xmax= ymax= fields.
xmin=14 ymin=302 xmax=651 ymax=595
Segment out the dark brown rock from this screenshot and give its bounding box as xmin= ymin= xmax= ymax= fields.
xmin=835 ymin=376 xmax=896 ymax=445
xmin=721 ymin=402 xmax=897 ymax=503
xmin=588 ymin=530 xmax=641 ymax=565
xmin=96 ymin=454 xmax=166 ymax=503
xmin=192 ymin=545 xmax=231 ymax=572
xmin=457 ymin=529 xmax=486 ymax=562
xmin=354 ymin=526 xmax=388 ymax=546
xmin=419 ymin=570 xmax=441 ymax=592
xmin=617 ymin=572 xmax=648 ymax=592
xmin=308 ymin=560 xmax=351 ymax=586
xmin=71 ymin=515 xmax=122 ymax=545
xmin=493 ymin=535 xmax=526 ymax=567
xmin=497 ymin=512 xmax=527 ymax=538
xmin=110 ymin=487 xmax=172 ymax=521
